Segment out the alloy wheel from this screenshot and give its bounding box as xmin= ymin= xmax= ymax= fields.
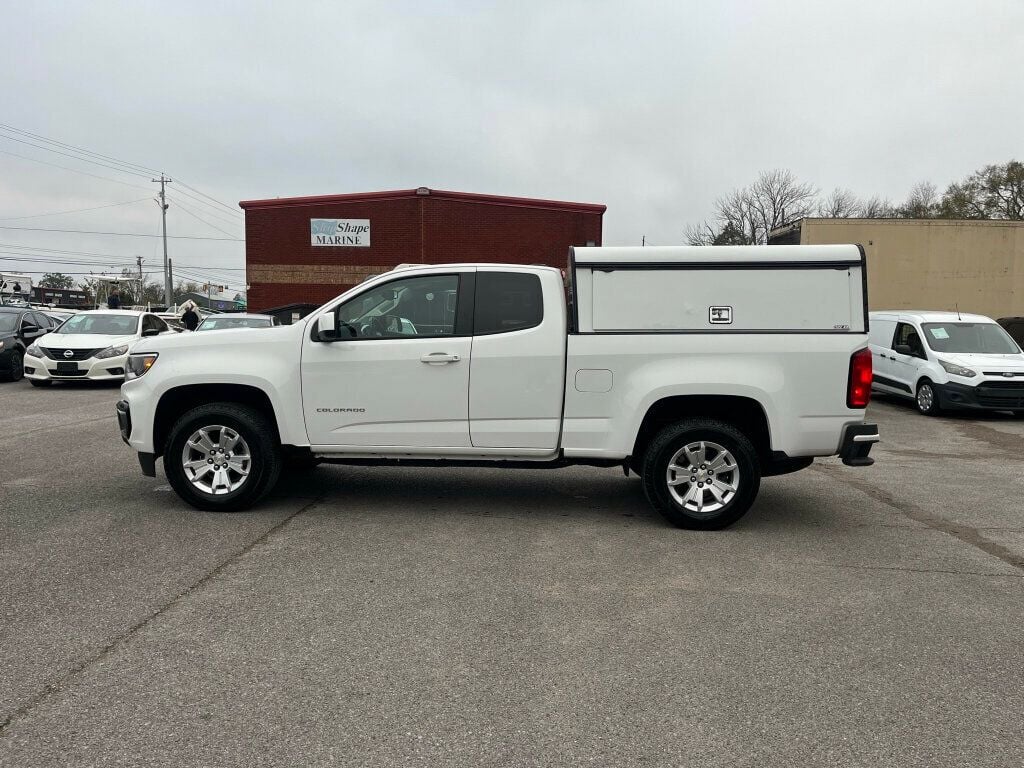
xmin=666 ymin=440 xmax=740 ymax=518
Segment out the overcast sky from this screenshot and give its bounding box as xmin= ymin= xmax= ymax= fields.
xmin=2 ymin=0 xmax=1022 ymax=293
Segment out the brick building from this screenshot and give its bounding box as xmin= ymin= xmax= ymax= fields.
xmin=240 ymin=187 xmax=605 ymax=313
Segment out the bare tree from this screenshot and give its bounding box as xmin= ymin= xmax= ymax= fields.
xmin=858 ymin=195 xmax=897 ymax=218
xmin=692 ymin=169 xmax=818 ymax=245
xmin=897 ymin=181 xmax=939 ymax=218
xmin=817 ymin=188 xmax=861 ymax=218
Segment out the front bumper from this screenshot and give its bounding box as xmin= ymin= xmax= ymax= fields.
xmin=935 ymin=380 xmax=1024 ymax=411
xmin=116 ymin=399 xmax=156 ymax=476
xmin=24 ymin=352 xmax=127 ymax=381
xmin=839 ymin=422 xmax=879 ymax=467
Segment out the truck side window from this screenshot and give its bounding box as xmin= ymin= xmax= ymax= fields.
xmin=336 ymin=274 xmax=459 ymax=339
xmin=474 ymin=272 xmax=543 ymax=335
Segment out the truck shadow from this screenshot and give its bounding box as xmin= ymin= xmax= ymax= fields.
xmin=270 ymin=465 xmax=845 ymax=532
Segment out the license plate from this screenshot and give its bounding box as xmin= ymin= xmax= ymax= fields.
xmin=56 ymin=362 xmax=79 ymax=373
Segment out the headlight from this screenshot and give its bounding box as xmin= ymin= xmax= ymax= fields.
xmin=938 ymin=359 xmax=977 ymax=378
xmin=95 ymin=344 xmax=129 ymax=360
xmin=126 ymin=353 xmax=158 ymax=379
xmin=26 ymin=343 xmax=41 ymax=356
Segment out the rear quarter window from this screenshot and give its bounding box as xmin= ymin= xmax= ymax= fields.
xmin=474 ymin=272 xmax=544 ymax=335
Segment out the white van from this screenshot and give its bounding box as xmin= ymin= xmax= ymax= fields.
xmin=868 ymin=311 xmax=1024 ymax=415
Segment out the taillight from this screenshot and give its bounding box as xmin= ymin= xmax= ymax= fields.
xmin=847 ymin=347 xmax=872 ymax=409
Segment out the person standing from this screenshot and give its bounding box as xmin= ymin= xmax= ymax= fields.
xmin=107 ymin=288 xmax=121 ymax=309
xmin=182 ymin=302 xmax=200 ymax=331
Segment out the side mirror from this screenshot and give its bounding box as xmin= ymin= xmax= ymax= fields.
xmin=316 ymin=312 xmax=338 ymax=342
xmin=22 ymin=323 xmax=40 ymax=334
xmin=142 ymin=328 xmax=161 ymax=337
xmin=893 ymin=343 xmax=912 ymax=356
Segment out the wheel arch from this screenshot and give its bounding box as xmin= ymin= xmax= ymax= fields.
xmin=154 ymin=383 xmax=281 ymax=458
xmin=630 ymin=395 xmax=773 ymax=468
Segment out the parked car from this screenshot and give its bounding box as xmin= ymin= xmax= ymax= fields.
xmin=194 ymin=313 xmax=276 ymax=331
xmin=117 ymin=245 xmax=878 ymax=529
xmin=40 ymin=309 xmax=76 ymax=328
xmin=0 ymin=307 xmax=53 ymax=382
xmin=869 ymin=311 xmax=1024 ymax=415
xmin=23 ymin=310 xmax=175 ymax=386
xmin=997 ymin=317 xmax=1024 ymax=350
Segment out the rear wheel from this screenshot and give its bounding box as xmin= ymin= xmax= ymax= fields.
xmin=641 ymin=419 xmax=760 ymax=530
xmin=164 ymin=403 xmax=282 ymax=512
xmin=916 ymin=379 xmax=942 ymax=416
xmin=1 ymin=350 xmax=23 ymax=382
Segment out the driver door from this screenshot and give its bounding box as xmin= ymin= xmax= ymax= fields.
xmin=301 ymin=271 xmax=473 ymax=448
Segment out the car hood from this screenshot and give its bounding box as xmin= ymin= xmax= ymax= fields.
xmin=938 ymin=352 xmax=1024 ymax=371
xmin=39 ymin=332 xmax=137 ymax=350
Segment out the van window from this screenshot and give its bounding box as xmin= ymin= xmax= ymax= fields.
xmin=922 ymin=322 xmax=1020 ymax=354
xmin=893 ymin=323 xmax=927 ymax=358
xmin=474 ymin=272 xmax=543 ymax=335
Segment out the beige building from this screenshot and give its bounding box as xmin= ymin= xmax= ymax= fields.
xmin=768 ymin=218 xmax=1024 ymax=319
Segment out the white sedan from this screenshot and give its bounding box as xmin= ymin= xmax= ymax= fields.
xmin=24 ymin=310 xmax=175 ymax=386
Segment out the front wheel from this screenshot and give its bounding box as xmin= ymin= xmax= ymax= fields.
xmin=916 ymin=380 xmax=942 ymax=416
xmin=641 ymin=419 xmax=761 ymax=530
xmin=164 ymin=403 xmax=282 ymax=512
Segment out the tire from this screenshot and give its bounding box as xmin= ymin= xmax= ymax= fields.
xmin=164 ymin=402 xmax=282 ymax=512
xmin=641 ymin=419 xmax=761 ymax=530
xmin=0 ymin=350 xmax=23 ymax=382
xmin=916 ymin=379 xmax=942 ymax=416
xmin=29 ymin=379 xmax=52 ymax=388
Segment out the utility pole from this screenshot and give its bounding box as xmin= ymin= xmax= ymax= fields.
xmin=136 ymin=255 xmax=144 ymax=307
xmin=168 ymin=258 xmax=173 ymax=309
xmin=152 ymin=175 xmax=172 ymax=307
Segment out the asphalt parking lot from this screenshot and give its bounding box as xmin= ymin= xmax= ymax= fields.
xmin=1 ymin=381 xmax=1023 ymax=767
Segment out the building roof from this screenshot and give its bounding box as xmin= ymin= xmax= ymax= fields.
xmin=239 ymin=187 xmax=607 ymax=215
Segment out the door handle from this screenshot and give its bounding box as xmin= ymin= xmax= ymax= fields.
xmin=420 ymin=352 xmax=460 ymax=364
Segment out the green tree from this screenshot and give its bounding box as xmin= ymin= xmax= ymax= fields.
xmin=38 ymin=272 xmax=75 ymax=290
xmin=939 ymin=160 xmax=1024 ymax=220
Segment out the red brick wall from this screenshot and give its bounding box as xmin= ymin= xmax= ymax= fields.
xmin=244 ymin=193 xmax=603 ymax=312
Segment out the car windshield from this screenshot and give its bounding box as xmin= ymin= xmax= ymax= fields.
xmin=196 ymin=317 xmax=272 ymax=331
xmin=58 ymin=313 xmax=139 ymax=335
xmin=922 ymin=322 xmax=1021 ymax=354
xmin=0 ymin=313 xmax=18 ymax=332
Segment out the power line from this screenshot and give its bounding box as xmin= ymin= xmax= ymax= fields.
xmin=170 ymin=185 xmax=244 ymax=224
xmin=0 ymin=148 xmax=154 ymax=192
xmin=0 ymin=122 xmax=160 ymax=176
xmin=167 ymin=195 xmax=242 ymax=238
xmin=0 ymin=197 xmax=151 ymax=221
xmin=0 ymin=242 xmax=246 ymax=270
xmin=175 ymin=179 xmax=243 ymax=217
xmin=0 ymin=131 xmax=153 ymax=179
xmin=0 ymin=224 xmax=242 ymax=241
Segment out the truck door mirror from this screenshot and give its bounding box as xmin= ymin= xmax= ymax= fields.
xmin=316 ymin=312 xmax=338 ymax=342
xmin=893 ymin=343 xmax=912 ymax=356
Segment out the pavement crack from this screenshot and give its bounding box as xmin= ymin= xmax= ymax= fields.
xmin=0 ymin=496 xmax=322 ymax=736
xmin=797 ymin=561 xmax=1024 ymax=579
xmin=812 ymin=463 xmax=1024 ymax=573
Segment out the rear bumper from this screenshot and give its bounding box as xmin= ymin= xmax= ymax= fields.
xmin=935 ymin=380 xmax=1024 ymax=411
xmin=839 ymin=422 xmax=879 ymax=467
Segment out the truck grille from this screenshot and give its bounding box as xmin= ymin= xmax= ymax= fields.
xmin=982 ymin=371 xmax=1024 ymax=377
xmin=42 ymin=348 xmax=102 ymax=361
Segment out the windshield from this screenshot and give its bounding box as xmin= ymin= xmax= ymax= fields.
xmin=58 ymin=313 xmax=139 ymax=336
xmin=922 ymin=322 xmax=1021 ymax=354
xmin=0 ymin=314 xmax=18 ymax=332
xmin=196 ymin=317 xmax=272 ymax=331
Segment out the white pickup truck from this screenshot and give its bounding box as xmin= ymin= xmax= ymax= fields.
xmin=117 ymin=245 xmax=878 ymax=529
